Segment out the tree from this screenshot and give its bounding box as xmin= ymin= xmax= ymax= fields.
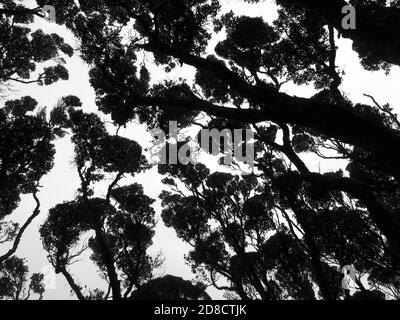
xmin=39 ymin=103 xmax=218 ymax=300
xmin=130 ymin=275 xmax=211 ymax=300
xmin=270 ymin=168 xmax=398 ymax=300
xmin=0 ymin=256 xmax=45 ymax=300
xmin=3 ymin=0 xmax=400 ymax=300
xmin=274 ymin=0 xmax=400 ymax=67
xmin=55 ymin=0 xmax=400 ymax=177
xmin=39 ymin=103 xmax=162 ymax=300
xmin=159 ymin=145 xmax=397 ymax=300
xmin=1 ymin=0 xmax=74 ymax=268
xmin=0 ymin=95 xmax=79 ymax=264
xmin=36 ymin=0 xmax=400 ymax=262
xmin=159 ymin=162 xmax=317 ymax=300
xmin=34 ymin=0 xmax=400 ymax=299
xmin=0 ymin=1 xmax=73 ymax=86
xmin=0 ymin=95 xmax=81 ymax=300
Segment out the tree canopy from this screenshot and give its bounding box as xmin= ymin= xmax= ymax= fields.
xmin=2 ymin=0 xmax=400 ymax=300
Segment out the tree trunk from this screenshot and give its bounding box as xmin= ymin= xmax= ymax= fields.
xmin=284 ymin=191 xmax=335 ymax=300
xmin=94 ymin=223 xmax=122 ymax=300
xmin=60 ymin=268 xmax=86 ymax=300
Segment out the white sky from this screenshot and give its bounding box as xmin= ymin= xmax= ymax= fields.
xmin=2 ymin=0 xmax=400 ymax=300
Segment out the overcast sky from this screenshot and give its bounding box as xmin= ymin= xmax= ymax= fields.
xmin=2 ymin=0 xmax=400 ymax=300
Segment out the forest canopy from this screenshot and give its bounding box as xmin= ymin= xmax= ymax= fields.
xmin=1 ymin=0 xmax=400 ymax=300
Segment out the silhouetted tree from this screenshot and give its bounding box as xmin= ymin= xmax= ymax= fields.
xmin=0 ymin=256 xmax=45 ymax=300
xmin=130 ymin=275 xmax=211 ymax=300
xmin=0 ymin=95 xmax=81 ymax=265
xmin=39 ymin=0 xmax=400 ymax=263
xmin=3 ymin=0 xmax=400 ymax=300
xmin=1 ymin=0 xmax=74 ymax=275
xmin=0 ymin=1 xmax=72 ymax=85
xmin=39 ymin=103 xmax=163 ymax=300
xmin=159 ymin=162 xmax=317 ymax=300
xmin=273 ymin=0 xmax=400 ymax=67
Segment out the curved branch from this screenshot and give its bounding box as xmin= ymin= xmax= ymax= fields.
xmin=0 ymin=192 xmax=41 ymax=264
xmin=0 ymin=7 xmax=44 ymax=18
xmin=137 ymin=43 xmax=400 ymax=180
xmin=59 ymin=267 xmax=86 ymax=300
xmin=255 ymin=124 xmax=400 ymax=264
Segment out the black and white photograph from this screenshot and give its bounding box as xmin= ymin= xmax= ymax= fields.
xmin=1 ymin=0 xmax=400 ymax=314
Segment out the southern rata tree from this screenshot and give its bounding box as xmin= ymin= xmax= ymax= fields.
xmin=37 ymin=0 xmax=400 ymax=264
xmin=0 ymin=95 xmax=81 ymax=299
xmin=39 ymin=101 xmax=157 ymax=300
xmin=0 ymin=256 xmax=45 ymax=300
xmin=159 ymin=162 xmax=316 ymax=300
xmin=0 ymin=0 xmax=72 ymax=86
xmin=1 ymin=0 xmax=75 ymax=298
xmin=130 ymin=275 xmax=211 ymax=300
xmin=4 ymin=0 xmax=400 ymax=300
xmin=40 ymin=103 xmax=208 ymax=300
xmin=159 ymin=145 xmax=397 ymax=299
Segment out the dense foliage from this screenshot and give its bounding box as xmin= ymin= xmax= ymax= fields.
xmin=2 ymin=0 xmax=400 ymax=300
